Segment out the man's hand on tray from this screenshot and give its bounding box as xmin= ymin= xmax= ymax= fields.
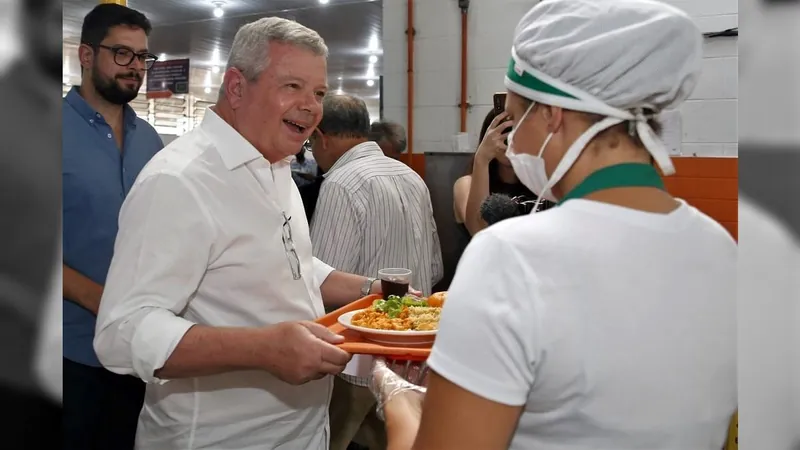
xmin=263 ymin=321 xmax=353 ymax=385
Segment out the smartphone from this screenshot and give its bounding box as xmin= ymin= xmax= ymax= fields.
xmin=492 ymin=93 xmax=511 ymax=146
xmin=493 ymin=92 xmax=507 ymax=115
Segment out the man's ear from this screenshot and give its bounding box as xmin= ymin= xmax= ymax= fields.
xmin=78 ymin=44 xmax=95 ymax=71
xmin=223 ymin=67 xmax=247 ymax=108
xmin=321 ymin=135 xmax=330 ymax=151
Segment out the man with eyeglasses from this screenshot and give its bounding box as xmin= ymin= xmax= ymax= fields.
xmin=62 ymin=4 xmax=163 ymax=449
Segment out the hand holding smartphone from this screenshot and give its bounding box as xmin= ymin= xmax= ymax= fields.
xmin=493 ymin=92 xmax=507 ymax=115
xmin=492 ymin=92 xmax=511 ymax=146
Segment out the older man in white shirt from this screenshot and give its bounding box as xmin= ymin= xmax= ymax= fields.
xmin=94 ymin=17 xmax=383 ymax=450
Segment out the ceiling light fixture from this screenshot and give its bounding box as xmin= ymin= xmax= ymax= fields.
xmin=212 ymin=66 xmax=220 ymax=74
xmin=366 ymin=80 xmax=374 ymax=87
xmin=366 ymin=65 xmax=375 ymax=79
xmin=160 ymin=53 xmax=167 ymax=60
xmin=204 ymin=87 xmax=212 ymax=94
xmin=212 ymin=1 xmax=225 ymax=18
xmin=319 ymin=0 xmax=330 ymax=4
xmin=368 ymin=55 xmax=378 ymax=64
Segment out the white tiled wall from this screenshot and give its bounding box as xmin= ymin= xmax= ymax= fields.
xmin=382 ymin=0 xmax=738 ymax=157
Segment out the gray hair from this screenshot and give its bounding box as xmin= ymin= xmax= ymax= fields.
xmin=369 ymin=121 xmax=407 ymax=153
xmin=317 ymin=94 xmax=371 ymax=138
xmin=226 ymin=16 xmax=328 ymax=81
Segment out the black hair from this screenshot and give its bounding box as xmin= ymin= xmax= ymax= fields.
xmin=465 ymin=108 xmax=507 ymax=180
xmin=80 ymin=4 xmax=152 ymax=48
xmin=317 ymin=95 xmax=370 ymax=139
xmin=478 ymin=108 xmax=501 ymax=145
xmin=583 ymin=108 xmax=662 ymax=150
xmin=296 ymin=148 xmax=306 ymax=164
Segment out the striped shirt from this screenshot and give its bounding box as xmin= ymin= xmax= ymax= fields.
xmin=310 ymin=141 xmax=443 ymax=386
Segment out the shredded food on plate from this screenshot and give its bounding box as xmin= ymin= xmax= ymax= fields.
xmin=351 ymin=295 xmax=442 ymax=331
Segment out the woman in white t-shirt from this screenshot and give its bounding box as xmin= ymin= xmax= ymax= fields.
xmin=370 ymin=1 xmax=737 ymax=449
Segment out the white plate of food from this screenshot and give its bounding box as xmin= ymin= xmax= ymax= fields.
xmin=337 ymin=294 xmax=446 ymax=346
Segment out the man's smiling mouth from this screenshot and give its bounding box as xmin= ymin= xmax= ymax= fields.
xmin=283 ymin=119 xmax=307 ymax=133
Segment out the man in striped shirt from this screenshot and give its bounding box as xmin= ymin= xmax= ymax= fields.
xmin=309 ymin=94 xmax=442 ymax=450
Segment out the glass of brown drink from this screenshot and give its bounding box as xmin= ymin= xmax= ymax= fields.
xmin=377 ymin=268 xmax=412 ymax=297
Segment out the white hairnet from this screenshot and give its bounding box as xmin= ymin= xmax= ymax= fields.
xmin=505 ymin=0 xmax=703 ymax=175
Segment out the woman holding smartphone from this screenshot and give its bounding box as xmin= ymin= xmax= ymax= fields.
xmin=453 ymin=108 xmax=554 ymax=238
xmin=372 ymin=1 xmax=737 ymax=449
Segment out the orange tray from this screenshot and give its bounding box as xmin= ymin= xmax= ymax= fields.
xmin=315 ymin=294 xmax=431 ymax=361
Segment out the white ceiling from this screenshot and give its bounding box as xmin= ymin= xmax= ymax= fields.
xmin=62 ymin=0 xmax=383 ymax=114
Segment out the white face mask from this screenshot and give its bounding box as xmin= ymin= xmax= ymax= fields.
xmin=506 ymin=98 xmax=673 ymax=213
xmin=505 ymin=102 xmax=558 ymax=205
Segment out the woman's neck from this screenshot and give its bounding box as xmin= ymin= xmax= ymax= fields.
xmin=497 ymin=164 xmax=518 ymax=184
xmin=554 ymin=148 xmax=678 ymax=213
xmin=554 ymin=142 xmax=647 ymax=198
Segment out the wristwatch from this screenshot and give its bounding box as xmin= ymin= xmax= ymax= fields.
xmin=361 ymin=277 xmax=377 ymax=297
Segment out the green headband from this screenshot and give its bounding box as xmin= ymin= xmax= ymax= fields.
xmin=505 ymin=57 xmax=577 ymax=100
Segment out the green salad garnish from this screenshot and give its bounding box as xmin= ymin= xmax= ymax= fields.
xmin=372 ymin=295 xmax=429 ymax=318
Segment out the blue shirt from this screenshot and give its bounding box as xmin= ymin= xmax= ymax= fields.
xmin=62 ymin=86 xmax=163 ymax=367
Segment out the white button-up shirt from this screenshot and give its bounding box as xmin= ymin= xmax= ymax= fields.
xmin=94 ymin=108 xmax=336 ymax=450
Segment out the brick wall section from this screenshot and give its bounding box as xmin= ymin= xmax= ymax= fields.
xmin=408 ymin=155 xmax=738 ymax=240
xmin=383 ymin=0 xmax=739 ymax=238
xmin=661 ymin=157 xmax=738 ymax=240
xmin=382 ymin=0 xmax=738 ymax=157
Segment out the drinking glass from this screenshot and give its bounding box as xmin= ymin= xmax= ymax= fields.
xmin=378 ymin=268 xmax=412 ymax=297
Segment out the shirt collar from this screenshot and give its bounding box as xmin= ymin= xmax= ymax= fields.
xmin=200 ymin=107 xmax=279 ymax=171
xmin=323 ymin=141 xmax=383 ymax=178
xmin=64 ymin=86 xmax=138 ymax=129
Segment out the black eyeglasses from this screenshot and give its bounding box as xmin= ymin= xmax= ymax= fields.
xmin=97 ymin=44 xmax=158 ymax=70
xmin=281 ymin=213 xmax=302 ymax=280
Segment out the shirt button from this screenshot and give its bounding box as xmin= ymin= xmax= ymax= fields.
xmin=107 ymin=133 xmax=112 ymax=139
xmin=89 ymin=119 xmax=94 ymax=124
xmin=96 ymin=113 xmax=101 ymax=118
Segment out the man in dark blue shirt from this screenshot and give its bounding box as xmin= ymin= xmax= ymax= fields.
xmin=62 ymin=4 xmax=163 ymax=449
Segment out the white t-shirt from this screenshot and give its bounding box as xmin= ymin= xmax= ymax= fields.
xmin=427 ymin=199 xmax=737 ymax=450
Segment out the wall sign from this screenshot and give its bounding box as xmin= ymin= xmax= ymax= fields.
xmin=146 ymin=58 xmax=190 ymax=99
